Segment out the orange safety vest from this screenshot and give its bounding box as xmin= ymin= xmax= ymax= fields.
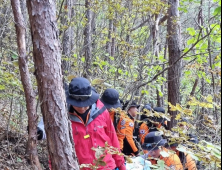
xmin=109 ymin=110 xmax=127 ymax=150
xmin=176 ymin=150 xmax=197 ymax=170
xmin=138 ymin=120 xmax=168 ymax=144
xmin=122 ymin=116 xmax=139 ymax=155
xmin=149 ymin=148 xmax=183 ymax=170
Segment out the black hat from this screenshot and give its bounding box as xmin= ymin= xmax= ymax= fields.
xmin=142 ymin=131 xmax=167 ymax=151
xmin=188 ymin=134 xmax=199 ymax=144
xmin=143 ymin=104 xmax=152 ymax=112
xmin=123 ymin=100 xmax=140 ymax=110
xmin=140 ymin=104 xmax=152 ymax=120
xmin=91 ymin=86 xmax=98 ymax=93
xmin=153 ymin=107 xmax=165 ymax=113
xmin=66 ymin=77 xmax=99 ymax=107
xmin=100 ymin=88 xmax=122 ymax=109
xmin=151 ymin=107 xmax=166 ymax=123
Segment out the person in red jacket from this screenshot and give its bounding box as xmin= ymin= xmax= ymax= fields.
xmin=57 ymin=77 xmax=126 ymax=170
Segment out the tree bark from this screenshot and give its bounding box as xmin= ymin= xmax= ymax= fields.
xmin=83 ymin=0 xmax=92 ymax=78
xmin=186 ymin=78 xmax=199 ymax=109
xmin=26 ymin=1 xmax=80 ymax=169
xmin=10 ymin=0 xmax=42 ymax=169
xmin=167 ymin=0 xmax=182 ymax=129
xmin=106 ymin=19 xmax=113 ymax=56
xmin=61 ymin=0 xmax=72 ymax=76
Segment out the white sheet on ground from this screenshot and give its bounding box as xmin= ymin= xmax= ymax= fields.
xmin=126 ymin=157 xmax=151 ymax=170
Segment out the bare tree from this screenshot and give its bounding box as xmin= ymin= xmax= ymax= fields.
xmin=167 ymin=0 xmax=182 ymax=129
xmin=10 ymin=0 xmax=42 ymax=169
xmin=26 ymin=0 xmax=79 ymax=169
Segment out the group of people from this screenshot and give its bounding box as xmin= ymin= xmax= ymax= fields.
xmin=36 ymin=77 xmax=198 ymax=170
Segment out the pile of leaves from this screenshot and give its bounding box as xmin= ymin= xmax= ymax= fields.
xmin=0 ymin=122 xmax=49 ymax=170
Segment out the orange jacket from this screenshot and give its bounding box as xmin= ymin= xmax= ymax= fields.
xmin=122 ymin=115 xmax=139 ymax=155
xmin=109 ymin=110 xmax=127 ymax=150
xmin=176 ymin=150 xmax=197 ymax=170
xmin=138 ymin=120 xmax=167 ymax=144
xmin=149 ymin=148 xmax=183 ymax=170
xmin=138 ymin=122 xmax=149 ymax=144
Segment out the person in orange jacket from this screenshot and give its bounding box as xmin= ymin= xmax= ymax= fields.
xmin=165 ymin=142 xmax=197 ymax=170
xmin=100 ymin=88 xmax=127 ymax=150
xmin=142 ymin=131 xmax=183 ymax=170
xmin=137 ymin=104 xmax=152 ymax=144
xmin=122 ymin=101 xmax=140 ymax=156
xmin=138 ymin=106 xmax=168 ymax=144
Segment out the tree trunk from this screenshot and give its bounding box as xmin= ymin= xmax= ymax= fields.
xmin=61 ymin=0 xmax=72 ymax=76
xmin=83 ymin=0 xmax=92 ymax=78
xmin=10 ymin=0 xmax=42 ymax=169
xmin=186 ymin=78 xmax=199 ymax=109
xmin=106 ymin=19 xmax=113 ymax=56
xmin=156 ymin=88 xmax=163 ymax=107
xmin=167 ymin=0 xmax=182 ymax=129
xmin=111 ymin=18 xmax=116 ymax=57
xmin=26 ymin=1 xmax=80 ymax=169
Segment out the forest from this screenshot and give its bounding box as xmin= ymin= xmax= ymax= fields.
xmin=0 ymin=0 xmax=221 ymax=169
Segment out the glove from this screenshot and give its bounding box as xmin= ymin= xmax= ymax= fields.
xmin=134 ymin=150 xmax=139 ymax=156
xmin=37 ymin=127 xmax=43 ymax=140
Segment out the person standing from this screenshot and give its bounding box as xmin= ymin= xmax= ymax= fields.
xmin=122 ymin=101 xmax=140 ymax=156
xmin=50 ymin=77 xmax=126 ymax=170
xmin=100 ymin=88 xmax=127 ymax=151
xmin=138 ymin=104 xmax=152 ymax=144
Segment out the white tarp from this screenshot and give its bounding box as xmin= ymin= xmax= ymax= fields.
xmin=126 ymin=157 xmax=151 ymax=170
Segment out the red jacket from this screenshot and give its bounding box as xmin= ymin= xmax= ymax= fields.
xmin=70 ymin=100 xmax=125 ymax=170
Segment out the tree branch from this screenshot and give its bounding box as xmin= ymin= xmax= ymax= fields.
xmin=56 ymin=0 xmax=65 ymax=22
xmin=159 ymin=15 xmax=168 ymax=25
xmin=130 ymin=18 xmax=150 ymax=32
xmin=136 ymin=26 xmax=216 ymax=89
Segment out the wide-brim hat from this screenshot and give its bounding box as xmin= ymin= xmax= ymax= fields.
xmin=142 ymin=131 xmax=167 ymax=151
xmin=66 ymin=77 xmax=100 ymax=107
xmin=153 ymin=107 xmax=165 ymax=113
xmin=101 ymin=99 xmax=121 ymax=109
xmin=123 ymin=100 xmax=140 ymax=110
xmin=100 ymin=88 xmax=122 ymax=109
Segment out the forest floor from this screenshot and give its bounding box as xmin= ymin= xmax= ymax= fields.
xmin=0 ymin=108 xmax=49 ymax=170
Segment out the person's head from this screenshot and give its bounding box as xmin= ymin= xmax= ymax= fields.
xmin=165 ymin=142 xmax=178 ymax=152
xmin=66 ymin=77 xmax=99 ymax=114
xmin=151 ymin=107 xmax=166 ymax=124
xmin=188 ymin=134 xmax=199 ymax=144
xmin=141 ymin=104 xmax=152 ymax=120
xmin=100 ymin=88 xmax=122 ymax=111
xmin=123 ymin=100 xmax=140 ymax=118
xmin=178 ymin=118 xmax=189 ymax=132
xmin=142 ymin=131 xmax=167 ymax=158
